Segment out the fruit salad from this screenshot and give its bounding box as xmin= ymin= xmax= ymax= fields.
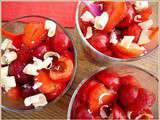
xmin=79 ymin=1 xmax=159 ymax=59
xmin=70 ymin=69 xmax=156 ymax=119
xmin=1 ymin=19 xmax=75 ymax=109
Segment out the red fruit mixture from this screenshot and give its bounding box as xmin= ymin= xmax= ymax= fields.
xmin=1 ymin=20 xmax=75 ymax=108
xmin=71 ymin=70 xmax=156 ymax=119
xmin=80 ymin=1 xmax=159 ymax=59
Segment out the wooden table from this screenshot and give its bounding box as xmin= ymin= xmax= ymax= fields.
xmin=2 ymin=2 xmax=160 ymax=120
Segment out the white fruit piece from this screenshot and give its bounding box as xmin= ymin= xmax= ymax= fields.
xmin=45 ymin=20 xmax=56 ymax=37
xmin=130 ymin=43 xmax=146 ymax=51
xmin=2 ymin=76 xmax=16 ymax=91
xmin=94 ymin=12 xmax=109 ymax=30
xmin=23 ymin=64 xmax=39 ymax=76
xmin=32 ymin=82 xmax=42 ymax=90
xmin=24 ymin=93 xmax=48 ymax=108
xmin=138 ymin=19 xmax=153 ymax=30
xmin=110 ymin=31 xmax=118 ymax=45
xmin=43 ymin=51 xmax=60 ymax=59
xmin=85 ymin=26 xmax=93 ymax=39
xmin=135 ymin=1 xmax=148 ymax=10
xmin=1 ymin=66 xmax=9 ymax=78
xmin=80 ymin=11 xmax=95 ymax=23
xmin=1 ymin=50 xmax=17 ymax=65
xmin=120 ymin=36 xmax=135 ymax=49
xmin=138 ymin=30 xmax=152 ymax=45
xmin=1 ymin=39 xmax=16 ymax=50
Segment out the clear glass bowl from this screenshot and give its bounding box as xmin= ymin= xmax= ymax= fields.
xmin=75 ymin=1 xmax=159 ymax=63
xmin=1 ymin=15 xmax=78 ymax=112
xmin=67 ymin=64 xmax=158 ymax=119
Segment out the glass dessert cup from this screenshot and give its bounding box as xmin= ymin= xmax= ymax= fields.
xmin=1 ymin=15 xmax=78 ymax=112
xmin=67 ymin=64 xmax=158 ymax=119
xmin=76 ymin=1 xmax=159 ymax=63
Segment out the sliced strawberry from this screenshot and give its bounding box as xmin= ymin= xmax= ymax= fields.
xmin=126 ymin=88 xmax=156 ymax=118
xmin=89 ymin=83 xmax=117 ymax=113
xmin=88 ymin=33 xmax=109 ymax=52
xmin=118 ymin=3 xmax=135 ymax=28
xmin=120 ymin=75 xmax=141 ymax=88
xmin=143 ymin=26 xmax=159 ymax=51
xmin=45 ymin=83 xmax=66 ymax=101
xmin=119 ymin=85 xmax=139 ymax=107
xmin=136 ymin=7 xmax=152 ymax=22
xmin=9 ymin=60 xmax=33 ymax=84
xmin=35 ymin=69 xmax=58 ymax=94
xmin=52 ymin=30 xmax=71 ymax=53
xmin=133 ymin=109 xmax=154 ymax=120
xmin=7 ymin=87 xmax=22 ymax=100
xmin=96 ymin=70 xmax=120 ymax=91
xmin=61 ymin=50 xmax=74 ymax=62
xmin=112 ymin=43 xmax=145 ymax=58
xmin=103 ymin=49 xmax=114 ymax=57
xmin=23 ymin=22 xmax=46 ymax=49
xmin=2 ymin=28 xmax=23 ymax=49
xmin=32 ymin=43 xmax=50 ymax=59
xmin=103 ymin=2 xmax=127 ymax=32
xmin=49 ymin=56 xmax=74 ymax=83
xmin=123 ymin=23 xmax=142 ymax=43
xmin=75 ymin=105 xmax=94 ymax=119
xmin=80 ymin=79 xmax=98 ymax=103
xmin=112 ymin=104 xmax=127 ymax=119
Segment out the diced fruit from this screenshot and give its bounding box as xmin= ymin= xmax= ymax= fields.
xmin=1 ymin=28 xmax=23 ymax=49
xmin=112 ymin=43 xmax=145 ymax=58
xmin=9 ymin=60 xmax=33 ymax=84
xmin=119 ymin=85 xmax=139 ymax=107
xmin=112 ymin=104 xmax=126 ymax=119
xmin=103 ymin=2 xmax=127 ymax=32
xmin=52 ymin=31 xmax=71 ymax=53
xmin=61 ymin=50 xmax=74 ymax=62
xmin=143 ymin=26 xmax=159 ymax=51
xmin=7 ymin=87 xmax=22 ymax=100
xmin=118 ymin=3 xmax=135 ymax=28
xmin=16 ymin=48 xmax=32 ymax=63
xmin=34 ymin=69 xmax=57 ymax=94
xmin=137 ymin=7 xmax=152 ymax=22
xmin=45 ymin=83 xmax=66 ymax=101
xmin=96 ymin=70 xmax=120 ymax=90
xmin=126 ymin=88 xmax=156 ymax=118
xmin=123 ymin=23 xmax=142 ymax=43
xmin=22 ymin=83 xmax=39 ymax=98
xmin=89 ymin=83 xmax=117 ymax=113
xmin=88 ymin=33 xmax=109 ymax=52
xmin=75 ymin=105 xmax=94 ymax=119
xmin=120 ymin=75 xmax=141 ymax=87
xmin=80 ymin=79 xmax=98 ymax=103
xmin=32 ymin=43 xmax=50 ymax=59
xmin=49 ymin=56 xmax=74 ymax=83
xmin=23 ymin=22 xmax=46 ymax=48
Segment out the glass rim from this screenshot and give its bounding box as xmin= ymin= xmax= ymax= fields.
xmin=67 ymin=63 xmax=159 ymax=119
xmin=1 ymin=15 xmax=78 ymax=112
xmin=75 ymin=1 xmax=159 ymax=62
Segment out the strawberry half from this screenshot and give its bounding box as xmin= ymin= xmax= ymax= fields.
xmin=88 ymin=83 xmax=117 ymax=113
xmin=7 ymin=87 xmax=22 ymax=100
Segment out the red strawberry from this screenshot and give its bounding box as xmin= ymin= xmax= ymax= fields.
xmin=120 ymin=75 xmax=141 ymax=88
xmin=75 ymin=105 xmax=94 ymax=119
xmin=35 ymin=69 xmax=58 ymax=94
xmin=96 ymin=70 xmax=120 ymax=91
xmin=80 ymin=79 xmax=98 ymax=103
xmin=119 ymin=85 xmax=139 ymax=107
xmin=23 ymin=22 xmax=46 ymax=49
xmin=118 ymin=3 xmax=135 ymax=28
xmin=9 ymin=60 xmax=33 ymax=84
xmin=112 ymin=104 xmax=127 ymax=119
xmin=7 ymin=87 xmax=22 ymax=100
xmin=89 ymin=83 xmax=117 ymax=113
xmin=49 ymin=56 xmax=74 ymax=83
xmin=21 ymin=83 xmax=39 ymax=98
xmin=61 ymin=50 xmax=74 ymax=62
xmin=52 ymin=30 xmax=71 ymax=53
xmin=32 ymin=43 xmax=50 ymax=59
xmin=88 ymin=33 xmax=109 ymax=52
xmin=45 ymin=83 xmax=66 ymax=101
xmin=123 ymin=23 xmax=142 ymax=43
xmin=125 ymin=88 xmax=156 ymax=118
